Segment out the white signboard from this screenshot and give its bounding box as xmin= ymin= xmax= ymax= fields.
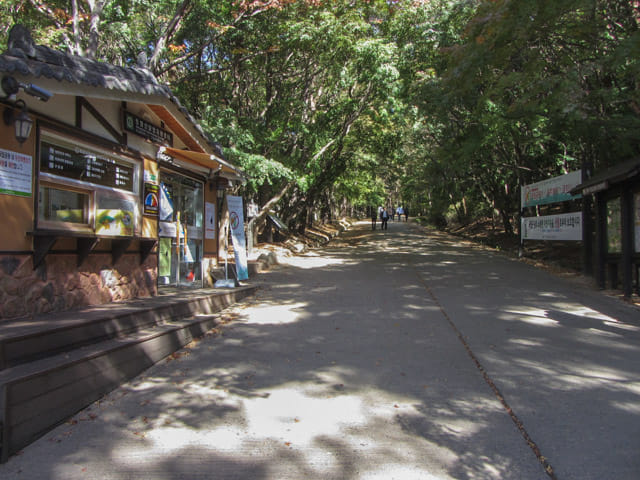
xmin=521 ymin=170 xmax=582 ymax=208
xmin=226 ymin=195 xmax=249 ymax=281
xmin=0 ymin=148 xmax=32 ymax=197
xmin=521 ymin=212 xmax=583 ymax=241
xmin=205 ymin=202 xmax=216 ymax=240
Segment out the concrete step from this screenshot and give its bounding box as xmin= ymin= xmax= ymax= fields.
xmin=0 ymin=286 xmax=257 ymax=462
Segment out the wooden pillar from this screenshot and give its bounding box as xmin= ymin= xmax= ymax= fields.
xmin=581 ymin=164 xmax=593 ymax=275
xmin=621 ymin=188 xmax=633 ymax=298
xmin=582 ymin=195 xmax=593 ymax=275
xmin=595 ymin=192 xmax=606 ymax=289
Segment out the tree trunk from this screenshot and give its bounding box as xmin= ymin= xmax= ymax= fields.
xmin=148 ymin=0 xmax=192 ymax=73
xmin=86 ymin=0 xmax=106 ymax=59
xmin=247 ymin=179 xmax=296 ymax=245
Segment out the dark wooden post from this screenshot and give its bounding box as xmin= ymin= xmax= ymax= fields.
xmin=621 ymin=188 xmax=633 ymax=298
xmin=595 ymin=192 xmax=606 ymax=289
xmin=581 ymin=165 xmax=593 ymax=275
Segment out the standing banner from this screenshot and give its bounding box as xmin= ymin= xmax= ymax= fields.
xmin=226 ymin=195 xmax=249 ymax=281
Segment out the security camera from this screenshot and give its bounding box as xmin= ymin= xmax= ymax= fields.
xmin=0 ymin=76 xmax=19 ymax=99
xmin=0 ymin=76 xmax=52 ymax=102
xmin=23 ymin=83 xmax=52 ymax=102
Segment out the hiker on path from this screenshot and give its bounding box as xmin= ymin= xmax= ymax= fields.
xmin=404 ymin=206 xmax=409 ymax=221
xmin=380 ymin=207 xmax=389 ymax=230
xmin=371 ymin=207 xmax=377 ymax=230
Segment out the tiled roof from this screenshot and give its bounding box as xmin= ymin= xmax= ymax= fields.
xmin=0 ymin=24 xmax=222 ymax=156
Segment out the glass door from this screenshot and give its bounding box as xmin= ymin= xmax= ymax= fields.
xmin=158 ymin=171 xmax=204 ymax=288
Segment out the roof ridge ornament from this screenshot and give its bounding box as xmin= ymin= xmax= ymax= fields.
xmin=137 ymin=51 xmax=148 ymax=69
xmin=7 ymin=24 xmax=36 ymax=58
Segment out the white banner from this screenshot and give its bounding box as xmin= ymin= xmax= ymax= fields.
xmin=226 ymin=195 xmax=249 ymax=281
xmin=0 ymin=148 xmax=32 ymax=197
xmin=521 ymin=212 xmax=583 ymax=241
xmin=521 ymin=170 xmax=582 ymax=208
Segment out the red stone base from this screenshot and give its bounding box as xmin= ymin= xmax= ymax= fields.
xmin=0 ymin=253 xmax=158 ymax=320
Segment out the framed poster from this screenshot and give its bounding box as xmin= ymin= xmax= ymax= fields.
xmin=607 ymin=197 xmax=622 ymax=253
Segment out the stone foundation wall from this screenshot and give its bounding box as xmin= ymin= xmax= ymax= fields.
xmin=0 ymin=253 xmax=157 ymax=320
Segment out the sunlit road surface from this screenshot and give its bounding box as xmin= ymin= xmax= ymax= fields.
xmin=2 ymin=220 xmax=640 ymax=480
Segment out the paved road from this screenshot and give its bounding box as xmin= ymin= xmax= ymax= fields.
xmin=1 ymin=220 xmax=639 ymax=479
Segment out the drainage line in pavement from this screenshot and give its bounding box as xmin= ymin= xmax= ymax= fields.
xmin=416 ymin=272 xmax=558 ymax=480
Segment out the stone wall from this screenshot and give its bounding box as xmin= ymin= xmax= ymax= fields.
xmin=0 ymin=253 xmax=157 ymax=320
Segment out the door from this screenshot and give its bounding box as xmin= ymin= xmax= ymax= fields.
xmin=158 ymin=171 xmax=204 ymax=287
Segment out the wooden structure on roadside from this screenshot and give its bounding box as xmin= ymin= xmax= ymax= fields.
xmin=571 ymin=159 xmax=640 ymax=298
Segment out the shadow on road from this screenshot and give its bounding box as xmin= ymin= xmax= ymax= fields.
xmin=3 ymin=220 xmax=639 ymax=480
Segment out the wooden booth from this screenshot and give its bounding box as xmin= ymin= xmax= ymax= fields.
xmin=571 ymin=159 xmax=640 ymax=298
xmin=0 ymin=25 xmax=243 ymax=319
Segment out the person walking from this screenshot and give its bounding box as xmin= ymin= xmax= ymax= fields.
xmin=371 ymin=207 xmax=377 ymax=230
xmin=404 ymin=206 xmax=409 ymax=221
xmin=380 ymin=207 xmax=389 ymax=230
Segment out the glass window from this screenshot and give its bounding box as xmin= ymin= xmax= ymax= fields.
xmin=39 ymin=185 xmax=90 ymax=226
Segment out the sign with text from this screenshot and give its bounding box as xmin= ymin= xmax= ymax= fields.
xmin=143 ymin=183 xmax=159 ymax=215
xmin=40 ymin=141 xmax=134 ymax=192
xmin=226 ymin=195 xmax=249 ymax=281
xmin=124 ymin=111 xmax=173 ymax=146
xmin=521 ymin=212 xmax=583 ymax=241
xmin=521 ymin=170 xmax=582 ymax=208
xmin=0 ymin=148 xmax=32 ymax=197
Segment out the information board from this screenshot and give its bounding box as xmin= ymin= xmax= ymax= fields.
xmin=40 ymin=141 xmax=134 ymax=192
xmin=521 ymin=212 xmax=583 ymax=241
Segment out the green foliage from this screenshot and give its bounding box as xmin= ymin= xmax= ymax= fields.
xmin=4 ymin=0 xmax=640 ymax=232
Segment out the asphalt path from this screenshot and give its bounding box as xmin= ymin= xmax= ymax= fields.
xmin=1 ymin=219 xmax=639 ymax=479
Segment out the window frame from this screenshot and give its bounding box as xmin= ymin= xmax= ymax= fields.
xmin=37 ymin=130 xmax=142 ymax=236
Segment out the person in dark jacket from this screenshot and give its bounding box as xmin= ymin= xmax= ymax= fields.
xmin=380 ymin=207 xmax=389 ymax=230
xmin=371 ymin=207 xmax=377 ymax=230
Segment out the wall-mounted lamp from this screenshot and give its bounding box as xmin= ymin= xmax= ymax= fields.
xmin=3 ymin=99 xmax=33 ymax=144
xmin=1 ymin=74 xmax=52 ymax=145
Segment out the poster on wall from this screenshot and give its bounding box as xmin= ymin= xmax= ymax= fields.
xmin=205 ymin=202 xmax=216 ymax=239
xmin=0 ymin=148 xmax=32 ymax=197
xmin=95 ymin=209 xmax=134 ymax=236
xmin=226 ymin=195 xmax=249 ymax=281
xmin=143 ymin=183 xmax=159 ymax=215
xmin=607 ymin=198 xmax=622 ymax=253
